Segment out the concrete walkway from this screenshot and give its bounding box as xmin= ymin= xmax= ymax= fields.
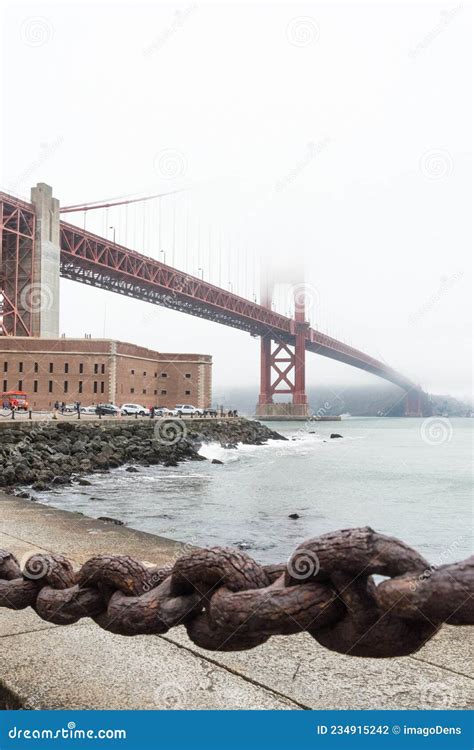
xmin=0 ymin=495 xmax=472 ymax=710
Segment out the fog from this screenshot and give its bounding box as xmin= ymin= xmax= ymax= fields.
xmin=2 ymin=1 xmax=471 ymax=400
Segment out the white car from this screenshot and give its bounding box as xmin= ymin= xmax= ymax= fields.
xmin=121 ymin=403 xmax=150 ymax=416
xmin=152 ymin=406 xmax=173 ymax=416
xmin=80 ymin=405 xmax=97 ymax=414
xmin=63 ymin=403 xmax=78 ymax=413
xmin=172 ymin=404 xmax=204 ymax=416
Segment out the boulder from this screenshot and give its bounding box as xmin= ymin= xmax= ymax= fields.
xmin=97 ymin=516 xmax=124 ymax=525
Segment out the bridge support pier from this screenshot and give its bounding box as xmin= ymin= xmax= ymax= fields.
xmin=255 ymin=283 xmax=310 ymax=419
xmin=30 ymin=183 xmax=60 ymax=337
xmin=404 ymin=389 xmax=423 ymax=417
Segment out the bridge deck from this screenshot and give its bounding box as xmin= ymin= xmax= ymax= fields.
xmin=0 ymin=191 xmax=416 ymax=393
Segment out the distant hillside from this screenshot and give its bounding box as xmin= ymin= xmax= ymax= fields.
xmin=212 ymin=384 xmax=472 ymax=418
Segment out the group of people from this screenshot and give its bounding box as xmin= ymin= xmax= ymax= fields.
xmin=53 ymin=401 xmax=81 ymax=415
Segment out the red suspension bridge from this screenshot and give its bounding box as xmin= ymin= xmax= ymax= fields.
xmin=0 ymin=184 xmax=423 ymax=417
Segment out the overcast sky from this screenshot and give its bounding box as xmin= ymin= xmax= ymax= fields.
xmin=2 ymin=1 xmax=471 ymax=400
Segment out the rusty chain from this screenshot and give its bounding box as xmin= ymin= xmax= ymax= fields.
xmin=0 ymin=527 xmax=472 ymax=658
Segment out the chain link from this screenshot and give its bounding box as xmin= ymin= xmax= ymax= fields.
xmin=0 ymin=527 xmax=472 ymax=658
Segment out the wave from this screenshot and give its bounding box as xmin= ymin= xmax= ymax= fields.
xmin=197 ymin=431 xmax=330 ymax=464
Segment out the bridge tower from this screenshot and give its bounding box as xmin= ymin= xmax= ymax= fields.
xmin=29 ymin=183 xmax=60 ymax=337
xmin=256 ymin=275 xmax=310 ymax=419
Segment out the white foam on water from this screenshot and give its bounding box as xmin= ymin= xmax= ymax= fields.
xmin=198 ymin=442 xmax=241 ymax=463
xmin=197 ymin=431 xmax=329 ymax=464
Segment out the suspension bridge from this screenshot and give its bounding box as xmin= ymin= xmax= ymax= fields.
xmin=0 ymin=183 xmax=423 ymax=417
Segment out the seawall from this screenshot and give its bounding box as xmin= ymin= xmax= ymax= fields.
xmin=0 ymin=495 xmax=471 ymax=710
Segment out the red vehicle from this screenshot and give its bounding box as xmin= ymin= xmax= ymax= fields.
xmin=1 ymin=391 xmax=29 ymax=411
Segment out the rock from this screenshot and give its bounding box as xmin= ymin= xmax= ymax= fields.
xmin=0 ymin=418 xmax=285 ymax=490
xmin=288 ymin=513 xmax=300 ymax=519
xmin=211 ymin=459 xmax=224 ymax=465
xmin=51 ymin=475 xmax=71 ymax=485
xmin=92 ymin=454 xmax=110 ymax=469
xmin=31 ymin=481 xmax=52 ymax=491
xmin=330 ymin=433 xmax=343 ymax=439
xmin=97 ymin=516 xmax=124 ymax=525
xmin=15 ymin=490 xmax=30 ymax=499
xmin=72 ymin=440 xmax=88 ymax=454
xmin=55 ymin=440 xmax=71 ymax=455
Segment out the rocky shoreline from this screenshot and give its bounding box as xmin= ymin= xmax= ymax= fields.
xmin=0 ymin=418 xmax=285 ymax=493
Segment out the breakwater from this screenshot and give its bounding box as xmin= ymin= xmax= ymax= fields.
xmin=0 ymin=418 xmax=284 ymax=490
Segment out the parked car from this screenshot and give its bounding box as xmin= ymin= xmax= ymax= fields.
xmin=96 ymin=403 xmax=120 ymax=416
xmin=172 ymin=404 xmax=204 ymax=416
xmin=63 ymin=403 xmax=78 ymax=413
xmin=152 ymin=406 xmax=173 ymax=417
xmin=121 ymin=403 xmax=150 ymax=416
xmin=80 ymin=405 xmax=96 ymax=414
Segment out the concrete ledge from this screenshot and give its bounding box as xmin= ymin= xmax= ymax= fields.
xmin=0 ymin=415 xmax=245 ymax=429
xmin=0 ymin=495 xmax=472 ymax=710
